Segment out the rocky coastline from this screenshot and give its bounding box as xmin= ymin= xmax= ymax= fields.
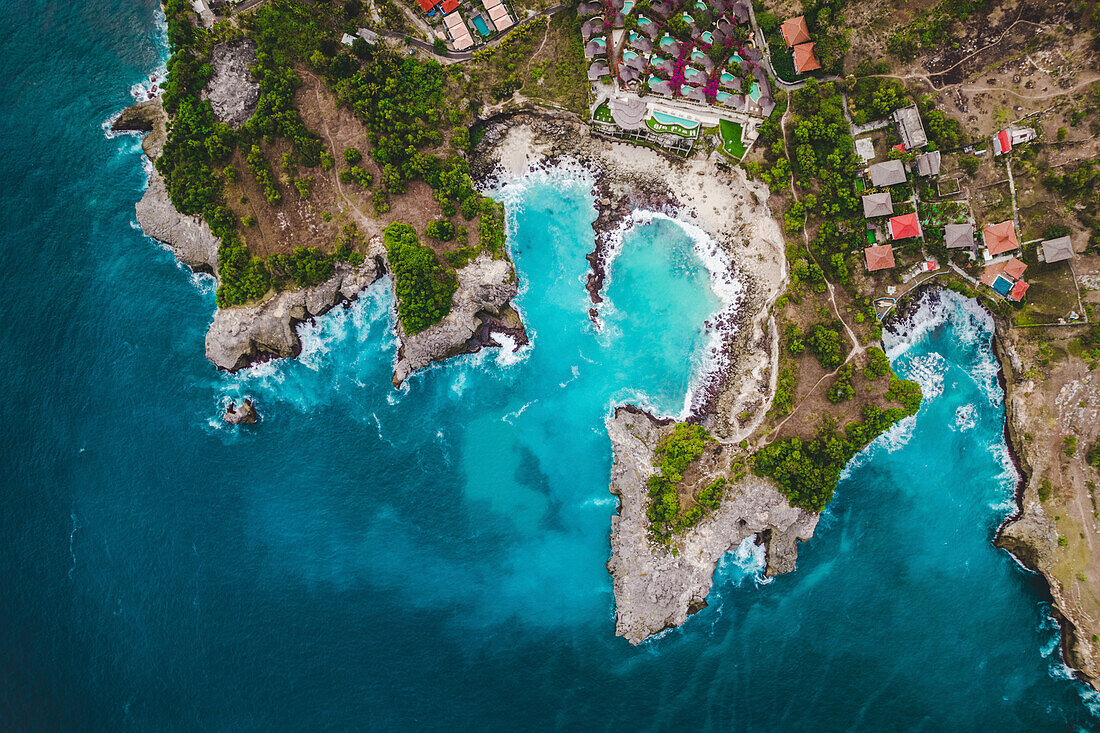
xmin=469 ymin=111 xmax=801 ymax=644
xmin=120 ymin=93 xmax=527 ymax=384
xmin=885 ymin=283 xmax=1100 ymax=692
xmin=606 ymin=406 xmax=818 ymax=644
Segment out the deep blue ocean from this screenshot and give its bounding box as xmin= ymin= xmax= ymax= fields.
xmin=4 ymin=2 xmax=1100 ymax=729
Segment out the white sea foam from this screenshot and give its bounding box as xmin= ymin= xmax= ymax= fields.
xmin=559 ymin=364 xmax=580 ymax=389
xmin=502 ymin=400 xmax=537 ymax=424
xmin=954 ymin=403 xmax=977 ymax=432
xmin=493 ymin=333 xmax=530 ymax=368
xmin=883 ymin=288 xmax=994 ymax=361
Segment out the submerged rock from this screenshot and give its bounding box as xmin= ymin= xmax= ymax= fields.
xmin=606 ymin=406 xmax=818 ymax=645
xmin=222 ymin=399 xmax=259 ymax=424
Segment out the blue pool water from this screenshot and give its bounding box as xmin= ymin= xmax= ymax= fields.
xmin=4 ymin=1 xmax=1100 ymax=730
xmin=472 ymin=15 xmax=490 ymax=36
xmin=993 ymin=274 xmax=1014 ymax=296
xmin=653 ymin=110 xmax=700 ymax=129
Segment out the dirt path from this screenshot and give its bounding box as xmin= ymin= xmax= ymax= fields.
xmin=303 ymin=71 xmax=380 ymax=237
xmin=760 ymin=104 xmax=865 ymax=445
xmin=873 ymin=71 xmax=1100 ymax=102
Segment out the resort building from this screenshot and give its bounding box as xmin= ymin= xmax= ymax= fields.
xmin=893 ymin=104 xmax=928 ymax=150
xmin=484 ymin=0 xmax=514 ymax=33
xmin=1041 ymin=235 xmax=1075 ymax=263
xmin=868 ymin=159 xmax=907 ymax=187
xmin=862 ymin=192 xmax=893 ymax=218
xmin=443 ymin=11 xmax=473 ymax=50
xmin=944 ymin=223 xmax=975 ymax=250
xmin=780 ymin=16 xmax=811 ymax=46
xmin=792 ymin=43 xmax=821 ymax=73
xmin=864 ymin=243 xmax=896 ymax=271
xmin=983 ymin=220 xmax=1019 ymax=256
xmin=888 ymin=212 xmax=922 ymax=241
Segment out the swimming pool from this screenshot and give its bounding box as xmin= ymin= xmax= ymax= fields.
xmin=700 ymin=31 xmax=712 ymax=44
xmin=992 ymin=275 xmax=1013 ymax=296
xmin=471 ymin=15 xmax=490 ymax=36
xmin=691 ymin=50 xmax=706 ymax=63
xmin=660 ymin=35 xmax=676 ymax=49
xmin=681 ymin=12 xmax=693 ymax=23
xmin=749 ymin=82 xmax=761 ymax=102
xmin=721 ymin=71 xmax=736 ymax=84
xmin=652 ymin=111 xmax=699 ymax=129
xmin=623 ymin=0 xmax=634 ymax=13
xmin=623 ymin=50 xmax=639 ymax=62
xmin=684 ymin=67 xmax=703 ymax=80
xmin=638 ymin=15 xmax=652 ymax=26
xmin=647 ymin=76 xmax=663 ymax=89
xmin=716 ymin=91 xmax=733 ymax=103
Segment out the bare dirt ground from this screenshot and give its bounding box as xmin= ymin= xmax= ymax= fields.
xmin=225 ymin=66 xmax=483 ymax=261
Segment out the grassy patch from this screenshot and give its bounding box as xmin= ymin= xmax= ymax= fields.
xmin=719 ymin=118 xmax=747 ymax=159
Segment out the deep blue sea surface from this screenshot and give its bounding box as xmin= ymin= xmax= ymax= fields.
xmin=4 ymin=2 xmax=1100 ymax=729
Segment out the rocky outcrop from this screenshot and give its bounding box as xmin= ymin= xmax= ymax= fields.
xmin=111 ymin=98 xmax=165 ymax=133
xmin=992 ymin=318 xmax=1100 ymax=691
xmin=203 ymin=40 xmax=259 ymax=128
xmin=606 ymin=406 xmax=818 ymax=644
xmin=223 ymin=399 xmax=259 ymax=424
xmin=206 ymin=254 xmax=386 ymax=372
xmin=392 ymin=254 xmax=525 ymax=387
xmin=136 ymin=169 xmax=220 ymax=274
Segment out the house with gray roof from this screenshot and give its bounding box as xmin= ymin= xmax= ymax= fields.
xmin=914 ymin=150 xmax=941 ymax=177
xmin=587 ymin=61 xmax=610 ymax=81
xmin=944 ymin=223 xmax=975 ymax=250
xmin=868 ymin=159 xmax=907 ymax=187
xmin=893 ymin=104 xmax=928 ymax=150
xmin=1041 ymin=235 xmax=1074 ymax=263
xmin=862 ymin=192 xmax=893 ymax=218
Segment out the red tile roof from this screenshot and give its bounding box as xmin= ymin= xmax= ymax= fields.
xmin=1009 ymin=280 xmax=1029 ymax=301
xmin=1003 ymin=256 xmax=1027 ymax=280
xmin=998 ymin=129 xmax=1012 ymax=154
xmin=891 ymin=143 xmax=905 ymax=152
xmin=780 ymin=16 xmax=811 ymax=46
xmin=792 ymin=42 xmax=821 ymax=73
xmin=865 ymin=244 xmax=895 ymax=271
xmin=889 ymin=212 xmax=921 ymax=240
xmin=417 ymin=0 xmax=439 ymax=11
xmin=984 ymin=220 xmax=1019 ymax=255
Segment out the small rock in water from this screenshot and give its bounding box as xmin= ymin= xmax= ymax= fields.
xmin=223 ymin=399 xmax=258 ymax=425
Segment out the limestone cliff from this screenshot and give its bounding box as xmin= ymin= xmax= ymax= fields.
xmin=993 ymin=320 xmax=1100 ymax=691
xmin=606 ymin=406 xmax=818 ymax=644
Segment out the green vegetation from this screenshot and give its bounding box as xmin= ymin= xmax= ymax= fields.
xmin=864 ymin=347 xmax=891 ymax=380
xmin=772 ymin=366 xmax=797 ymax=416
xmin=383 ymin=223 xmax=457 ymax=335
xmin=646 ymin=423 xmax=715 ymax=540
xmin=425 ymin=219 xmax=455 ymax=241
xmin=887 ymin=0 xmax=996 ymax=62
xmin=1039 ymin=478 xmax=1053 ymax=502
xmin=719 ymin=119 xmax=747 ymax=159
xmin=1065 ymin=435 xmax=1079 ymax=458
xmin=847 ymin=77 xmax=907 ymax=126
xmin=754 ymin=390 xmax=921 ymax=512
xmin=807 ymin=322 xmax=845 ymax=370
xmin=827 ymin=363 xmax=855 ymax=403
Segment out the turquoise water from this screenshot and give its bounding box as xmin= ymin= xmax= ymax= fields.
xmin=994 ymin=274 xmax=1014 ymax=296
xmin=749 ymin=81 xmax=762 ymax=101
xmin=472 ymin=15 xmax=490 ymax=36
xmin=701 ymin=30 xmax=713 ymax=44
xmin=4 ymin=1 xmax=1100 ymax=729
xmin=653 ymin=110 xmax=700 ymax=129
xmin=623 ymin=0 xmax=634 ymax=13
xmin=717 ymin=91 xmax=733 ymax=102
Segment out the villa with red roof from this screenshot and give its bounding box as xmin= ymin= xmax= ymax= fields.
xmin=864 ymin=244 xmax=895 ymax=271
xmin=1009 ymin=280 xmax=1029 ymax=302
xmin=793 ymin=43 xmax=821 ymax=73
xmin=983 ymin=220 xmax=1019 ymax=255
xmin=888 ymin=212 xmax=921 ymax=240
xmin=780 ymin=16 xmax=811 ymax=46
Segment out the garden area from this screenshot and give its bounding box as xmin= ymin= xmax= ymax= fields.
xmin=719 ymin=118 xmax=747 ymax=158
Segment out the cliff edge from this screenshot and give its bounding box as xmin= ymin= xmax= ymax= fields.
xmin=606 ymin=406 xmax=818 ymax=644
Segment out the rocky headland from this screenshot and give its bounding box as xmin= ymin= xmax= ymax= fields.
xmin=471 ymin=112 xmax=801 ymax=644
xmin=606 ymin=406 xmax=818 ymax=644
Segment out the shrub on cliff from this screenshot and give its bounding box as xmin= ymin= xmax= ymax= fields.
xmin=383 ymin=222 xmax=457 ymax=335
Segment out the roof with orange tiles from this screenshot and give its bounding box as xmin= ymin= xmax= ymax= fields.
xmin=864 ymin=244 xmax=895 ymax=271
xmin=983 ymin=220 xmax=1019 ymax=255
xmin=793 ymin=42 xmax=821 ymax=73
xmin=1009 ymin=280 xmax=1029 ymax=301
xmin=780 ymin=16 xmax=811 ymax=46
xmin=1003 ymin=256 xmax=1027 ymax=280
